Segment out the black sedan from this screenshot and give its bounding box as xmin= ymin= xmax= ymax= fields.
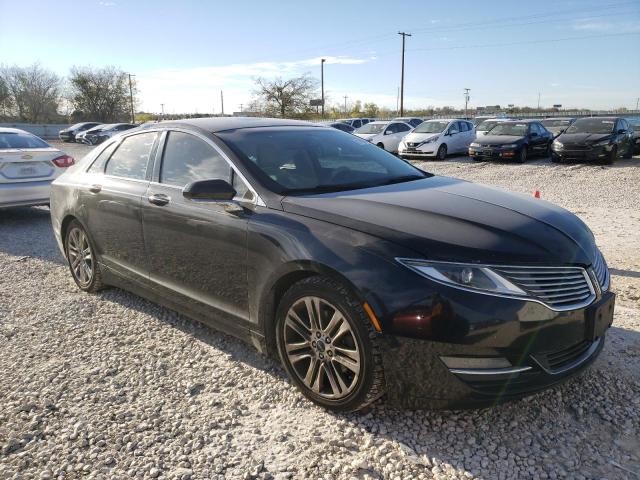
xmin=316 ymin=121 xmax=355 ymax=133
xmin=551 ymin=117 xmax=634 ymax=164
xmin=58 ymin=122 xmax=101 ymax=142
xmin=469 ymin=120 xmax=553 ymax=162
xmin=50 ymin=118 xmax=614 ymax=411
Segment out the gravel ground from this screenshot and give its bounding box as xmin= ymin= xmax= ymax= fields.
xmin=0 ymin=141 xmax=638 ymax=480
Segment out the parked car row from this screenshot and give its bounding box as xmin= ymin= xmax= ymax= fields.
xmin=59 ymin=122 xmax=137 ymax=145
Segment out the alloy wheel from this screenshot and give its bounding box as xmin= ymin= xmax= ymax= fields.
xmin=283 ymin=296 xmax=361 ymax=400
xmin=67 ymin=227 xmax=94 ymax=287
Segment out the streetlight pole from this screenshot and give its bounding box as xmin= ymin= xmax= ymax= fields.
xmin=343 ymin=95 xmax=348 ymax=114
xmin=160 ymin=103 xmax=164 ymax=120
xmin=221 ymin=91 xmax=224 ymax=116
xmin=321 ymin=58 xmax=326 ymax=119
xmin=398 ymin=32 xmax=411 ymax=116
xmin=464 ymin=88 xmax=470 ymax=119
xmin=127 ymin=73 xmax=135 ymax=123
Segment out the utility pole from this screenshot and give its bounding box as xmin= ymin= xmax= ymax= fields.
xmin=221 ymin=91 xmax=224 ymax=116
xmin=321 ymin=58 xmax=326 ymax=118
xmin=127 ymin=73 xmax=135 ymax=123
xmin=398 ymin=31 xmax=411 ymax=116
xmin=239 ymin=104 xmax=243 ymax=113
xmin=343 ymin=95 xmax=348 ymax=114
xmin=636 ymin=97 xmax=639 ymax=111
xmin=160 ymin=103 xmax=164 ymax=120
xmin=537 ymin=92 xmax=541 ymax=110
xmin=463 ymin=88 xmax=470 ymax=119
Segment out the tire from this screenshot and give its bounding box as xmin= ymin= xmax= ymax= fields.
xmin=623 ymin=143 xmax=633 ymax=159
xmin=376 ymin=142 xmax=385 ymax=150
xmin=599 ymin=145 xmax=616 ymax=165
xmin=551 ymin=153 xmax=563 ymax=163
xmin=516 ymin=147 xmax=527 ymax=163
xmin=275 ymin=276 xmax=385 ymax=412
xmin=64 ymin=220 xmax=106 ymax=293
xmin=436 ymin=144 xmax=447 ymax=160
xmin=544 ymin=143 xmax=552 ymax=159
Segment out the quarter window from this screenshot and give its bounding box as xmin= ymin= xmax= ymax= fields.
xmin=160 ymin=131 xmax=230 ymax=187
xmin=88 ymin=141 xmax=118 ymax=173
xmin=104 ymin=132 xmax=156 ymax=180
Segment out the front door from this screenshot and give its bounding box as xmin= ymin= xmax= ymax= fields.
xmin=141 ymin=130 xmax=250 ymax=332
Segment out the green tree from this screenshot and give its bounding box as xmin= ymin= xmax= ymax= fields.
xmin=363 ymin=102 xmax=379 ymax=118
xmin=68 ymin=66 xmax=135 ymax=122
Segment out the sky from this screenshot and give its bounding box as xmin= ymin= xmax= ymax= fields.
xmin=1 ymin=0 xmax=639 ymax=114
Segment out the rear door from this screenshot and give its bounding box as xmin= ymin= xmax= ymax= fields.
xmin=82 ymin=131 xmax=158 ymax=280
xmin=141 ymin=129 xmax=251 ymax=333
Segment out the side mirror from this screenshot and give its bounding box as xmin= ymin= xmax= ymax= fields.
xmin=183 ymin=179 xmax=236 ymax=201
xmin=384 ymin=130 xmax=392 ymax=135
xmin=617 ymin=129 xmax=626 ymax=134
xmin=530 ymin=132 xmax=539 ymax=138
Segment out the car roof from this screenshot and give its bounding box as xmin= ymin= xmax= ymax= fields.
xmin=158 ymin=117 xmax=320 ymax=132
xmin=497 ymin=120 xmax=538 ymax=124
xmin=423 ymin=118 xmax=458 ymax=122
xmin=0 ymin=127 xmax=31 ymax=134
xmin=573 ymin=116 xmax=620 ymax=121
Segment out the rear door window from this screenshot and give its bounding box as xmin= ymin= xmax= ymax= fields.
xmin=105 ymin=132 xmax=157 ymax=180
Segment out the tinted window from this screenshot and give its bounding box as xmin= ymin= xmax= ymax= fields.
xmin=105 ymin=132 xmax=156 ymax=180
xmin=352 ymin=120 xmax=362 ymax=129
xmin=410 ymin=119 xmax=423 ymax=127
xmin=489 ymin=123 xmax=528 ymax=136
xmin=0 ymin=132 xmax=49 ymax=149
xmin=459 ymin=121 xmax=468 ymax=132
xmin=414 ymin=121 xmax=448 ymax=133
xmin=160 ymin=131 xmax=230 ymax=187
xmin=449 ymin=123 xmax=460 ymax=134
xmin=396 ymin=123 xmax=411 ymax=132
xmin=88 ymin=142 xmax=118 ymax=173
xmin=566 ymin=118 xmax=615 ymax=134
xmin=357 ymin=123 xmax=385 ymax=134
xmin=618 ymin=119 xmax=628 ymax=131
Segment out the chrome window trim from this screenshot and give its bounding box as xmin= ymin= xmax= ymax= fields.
xmin=395 ymin=258 xmax=598 ymax=312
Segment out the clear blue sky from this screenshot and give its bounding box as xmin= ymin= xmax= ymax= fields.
xmin=1 ymin=0 xmax=639 ymax=114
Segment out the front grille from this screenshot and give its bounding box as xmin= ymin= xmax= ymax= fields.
xmin=492 ymin=266 xmax=594 ymax=310
xmin=592 ymin=248 xmax=609 ymax=291
xmin=563 ymin=144 xmax=591 ymax=151
xmin=463 ymin=369 xmax=542 ymax=396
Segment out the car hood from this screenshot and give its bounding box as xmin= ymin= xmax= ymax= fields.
xmin=556 ymin=132 xmax=611 ymax=144
xmin=476 ymin=135 xmax=524 ymax=145
xmin=282 ymin=176 xmax=596 ymax=265
xmin=403 ymin=132 xmax=440 ymax=143
xmin=355 ymin=133 xmax=379 ymax=140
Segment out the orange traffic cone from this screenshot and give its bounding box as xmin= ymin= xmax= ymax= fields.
xmin=534 ymin=190 xmax=541 ymax=198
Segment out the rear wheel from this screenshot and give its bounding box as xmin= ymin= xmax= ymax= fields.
xmin=65 ymin=220 xmax=105 ymax=293
xmin=436 ymin=144 xmax=447 ymax=160
xmin=275 ymin=276 xmax=385 ymax=412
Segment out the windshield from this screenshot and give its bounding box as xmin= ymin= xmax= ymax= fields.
xmin=478 ymin=120 xmax=503 ymax=131
xmin=413 ymin=121 xmax=448 ymax=134
xmin=355 ymin=123 xmax=385 ymax=134
xmin=487 ymin=123 xmax=528 ymax=136
xmin=541 ymin=119 xmax=573 ymax=127
xmin=566 ymin=119 xmax=615 ymax=134
xmin=0 ymin=132 xmax=50 ymax=149
xmin=217 ymin=127 xmax=428 ymax=195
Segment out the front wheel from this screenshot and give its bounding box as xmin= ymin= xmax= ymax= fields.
xmin=516 ymin=147 xmax=527 ymax=163
xmin=275 ymin=276 xmax=385 ymax=412
xmin=65 ymin=220 xmax=106 ymax=293
xmin=436 ymin=144 xmax=447 ymax=160
xmin=599 ymin=145 xmax=616 ymax=165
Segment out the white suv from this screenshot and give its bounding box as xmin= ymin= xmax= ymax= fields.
xmin=398 ymin=119 xmax=475 ymax=160
xmin=354 ymin=121 xmax=412 ymax=153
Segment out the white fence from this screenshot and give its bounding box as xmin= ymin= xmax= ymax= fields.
xmin=0 ymin=123 xmax=70 ymax=139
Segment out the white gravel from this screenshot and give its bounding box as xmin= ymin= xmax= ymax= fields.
xmin=0 ymin=142 xmax=639 ymax=479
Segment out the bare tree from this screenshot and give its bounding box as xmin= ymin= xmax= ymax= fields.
xmin=68 ymin=66 xmax=135 ymax=122
xmin=252 ymin=74 xmax=317 ymax=117
xmin=0 ymin=64 xmax=61 ymax=122
xmin=0 ymin=76 xmax=12 ymax=119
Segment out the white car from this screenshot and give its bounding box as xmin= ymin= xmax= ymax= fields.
xmin=398 ymin=119 xmax=476 ymax=160
xmin=475 ymin=118 xmax=510 ymax=138
xmin=354 ymin=121 xmax=412 ymax=153
xmin=0 ymin=128 xmax=75 ymax=208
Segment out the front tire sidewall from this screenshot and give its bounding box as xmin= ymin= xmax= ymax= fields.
xmin=437 ymin=144 xmax=447 ymax=160
xmin=64 ymin=220 xmax=103 ymax=292
xmin=275 ymin=279 xmax=378 ymax=412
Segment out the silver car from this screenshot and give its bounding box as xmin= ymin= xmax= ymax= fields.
xmin=0 ymin=128 xmax=74 ymax=208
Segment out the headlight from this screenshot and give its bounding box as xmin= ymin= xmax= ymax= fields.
xmin=592 ymin=139 xmax=611 ymax=147
xmin=421 ymin=136 xmax=439 ymax=145
xmin=397 ymin=259 xmax=526 ymax=296
xmin=501 ymin=144 xmax=518 ymax=149
xmin=552 ymin=141 xmax=563 ymax=149
xmin=469 ymin=142 xmax=481 ymax=148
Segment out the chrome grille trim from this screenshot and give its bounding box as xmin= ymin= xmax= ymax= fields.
xmin=592 ymin=248 xmax=610 ymax=291
xmin=491 ymin=266 xmax=596 ymax=310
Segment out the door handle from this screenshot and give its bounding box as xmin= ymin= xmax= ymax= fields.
xmin=148 ymin=193 xmax=170 ymax=206
xmin=88 ymin=184 xmax=102 ymax=193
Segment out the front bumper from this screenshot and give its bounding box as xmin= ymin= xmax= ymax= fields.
xmin=551 ymin=144 xmax=610 ymax=162
xmin=469 ymin=146 xmax=519 ymax=160
xmin=378 ymin=290 xmax=614 ymax=409
xmin=0 ymin=180 xmax=53 ymax=208
xmin=398 ymin=148 xmax=436 ymax=158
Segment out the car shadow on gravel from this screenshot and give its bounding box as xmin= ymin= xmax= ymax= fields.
xmin=0 ymin=206 xmax=65 ymax=265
